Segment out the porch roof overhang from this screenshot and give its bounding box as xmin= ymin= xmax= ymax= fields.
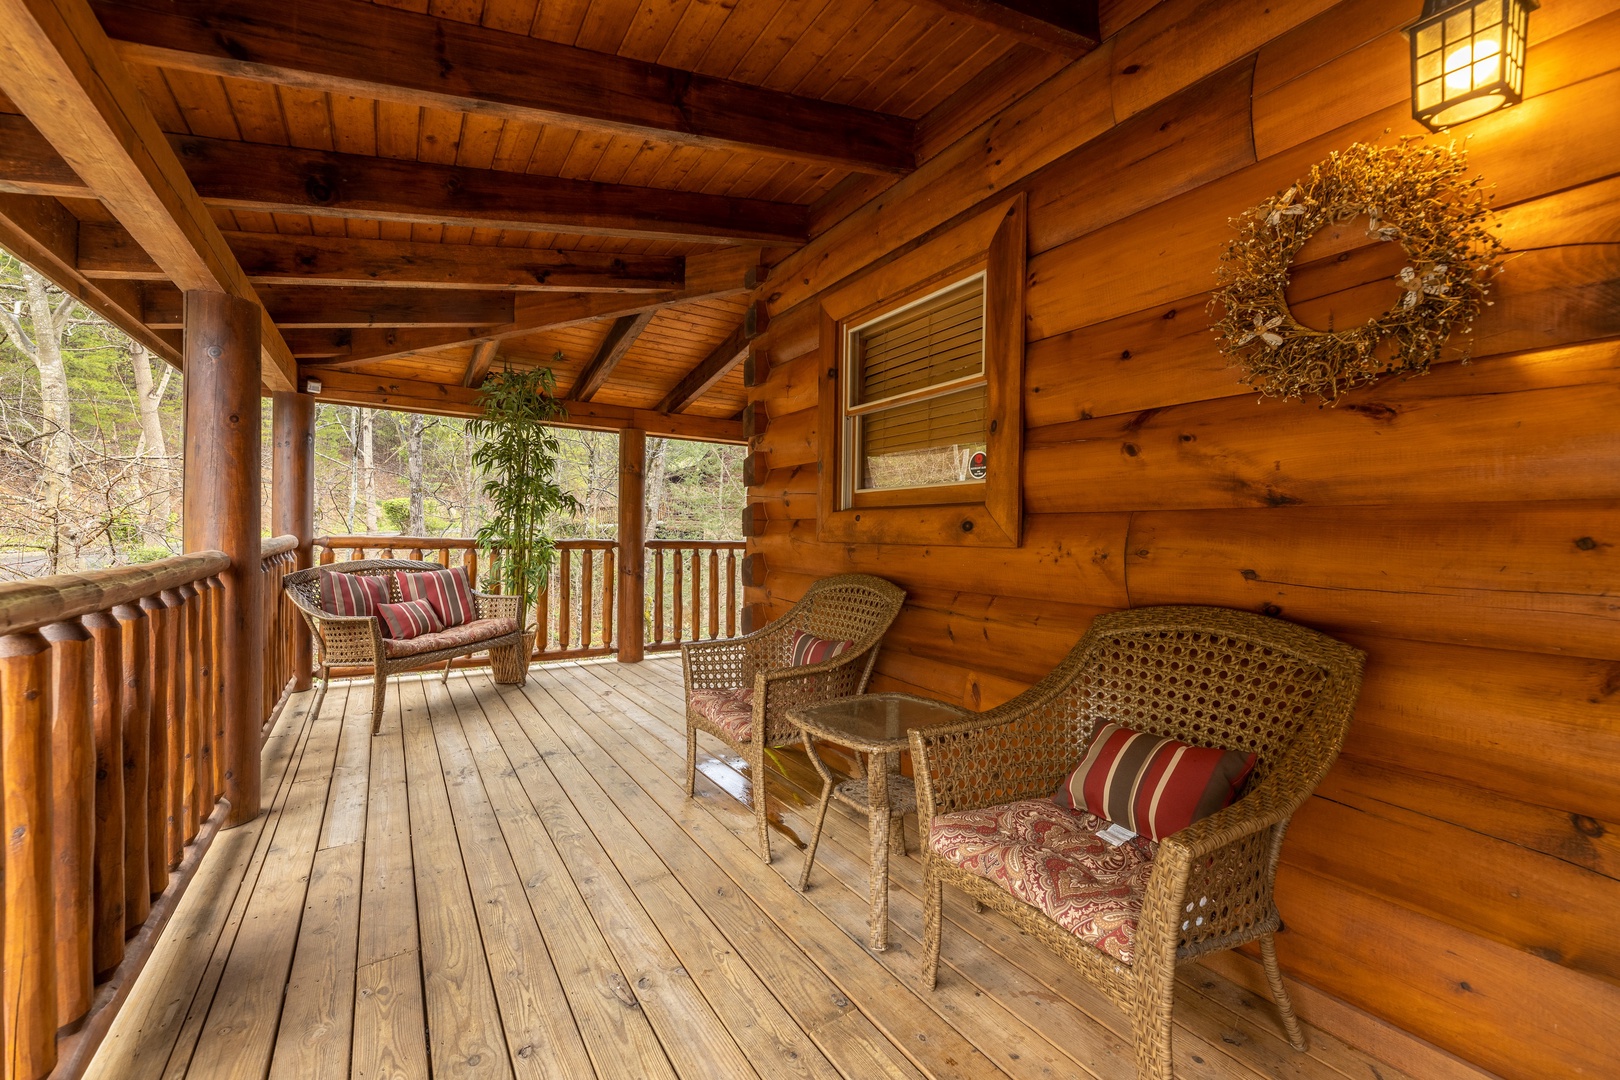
xmin=0 ymin=0 xmax=1100 ymax=442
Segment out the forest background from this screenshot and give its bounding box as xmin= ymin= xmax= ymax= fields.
xmin=0 ymin=250 xmax=744 ymax=580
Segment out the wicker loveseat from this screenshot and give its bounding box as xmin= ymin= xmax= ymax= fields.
xmin=908 ymin=605 xmax=1365 ymax=1080
xmin=284 ymin=559 xmax=528 ymax=735
xmin=682 ymin=574 xmax=906 ymax=863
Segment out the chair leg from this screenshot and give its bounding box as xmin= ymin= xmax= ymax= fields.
xmin=752 ymin=741 xmax=771 ymax=864
xmin=1131 ymin=982 xmax=1177 ymax=1080
xmin=310 ymin=666 xmax=331 ymax=720
xmin=441 ymin=659 xmax=453 ymax=684
xmin=922 ymin=861 xmax=942 ymax=989
xmin=371 ymin=669 xmax=388 ymax=736
xmin=1260 ymin=932 xmax=1308 ymax=1051
xmin=684 ymin=721 xmax=698 ymax=797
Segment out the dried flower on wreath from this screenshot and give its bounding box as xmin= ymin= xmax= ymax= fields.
xmin=1210 ymin=137 xmax=1503 ymax=404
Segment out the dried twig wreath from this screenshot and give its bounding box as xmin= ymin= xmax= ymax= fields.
xmin=1211 ymin=137 xmax=1502 ymax=404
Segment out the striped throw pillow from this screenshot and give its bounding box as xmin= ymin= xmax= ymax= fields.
xmin=318 ymin=569 xmax=389 ymax=618
xmin=788 ymin=629 xmax=853 ymax=667
xmin=1053 ymin=722 xmax=1258 ymax=843
xmin=396 ymin=567 xmax=477 ymax=628
xmin=377 ymin=599 xmax=444 ymax=640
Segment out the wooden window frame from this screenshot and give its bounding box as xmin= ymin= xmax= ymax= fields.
xmin=817 ymin=195 xmax=1025 ymax=548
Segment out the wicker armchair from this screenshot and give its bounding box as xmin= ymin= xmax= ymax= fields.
xmin=284 ymin=559 xmax=528 ymax=735
xmin=683 ymin=574 xmax=906 ymax=863
xmin=908 ymin=606 xmax=1364 ymax=1080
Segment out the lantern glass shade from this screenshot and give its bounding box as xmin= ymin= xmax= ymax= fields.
xmin=1408 ymin=0 xmax=1536 ymax=130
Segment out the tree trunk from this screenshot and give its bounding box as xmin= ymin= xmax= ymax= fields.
xmin=360 ymin=408 xmax=377 ymax=533
xmin=25 ymin=272 xmax=77 ymax=572
xmin=407 ymin=412 xmax=426 ymax=534
xmin=642 ymin=437 xmax=668 ymax=544
xmin=129 ymin=339 xmax=173 ymax=549
xmin=346 ymin=407 xmax=359 ymax=530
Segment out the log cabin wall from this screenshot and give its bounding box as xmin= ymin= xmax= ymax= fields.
xmin=742 ymin=2 xmax=1620 ymax=1077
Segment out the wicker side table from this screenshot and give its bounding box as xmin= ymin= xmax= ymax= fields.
xmin=788 ymin=693 xmax=968 ymax=950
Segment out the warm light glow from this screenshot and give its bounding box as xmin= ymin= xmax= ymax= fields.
xmin=1444 ymin=37 xmax=1501 ymax=94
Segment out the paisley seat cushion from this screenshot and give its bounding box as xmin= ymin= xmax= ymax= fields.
xmin=929 ymin=798 xmax=1158 ymax=964
xmin=380 ymin=616 xmax=520 ymax=659
xmin=689 ymin=686 xmax=755 ymax=742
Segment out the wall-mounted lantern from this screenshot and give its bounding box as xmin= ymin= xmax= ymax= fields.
xmin=1408 ymin=0 xmax=1536 ymax=130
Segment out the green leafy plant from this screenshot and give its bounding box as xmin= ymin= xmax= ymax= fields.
xmin=469 ymin=362 xmax=580 ymax=632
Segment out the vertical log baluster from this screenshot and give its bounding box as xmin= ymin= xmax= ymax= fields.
xmin=197 ymin=578 xmax=218 ymax=815
xmin=707 ymin=549 xmax=719 ymax=642
xmin=141 ymin=595 xmax=171 ymax=895
xmin=83 ymin=609 xmax=124 ymax=980
xmin=320 ymin=547 xmax=335 ymax=565
xmin=653 ymin=548 xmax=665 ymax=645
xmin=726 ymin=549 xmax=737 ymax=638
xmin=159 ymin=589 xmax=185 ymax=870
xmin=535 ymin=582 xmax=549 ymax=658
xmin=40 ymin=619 xmax=93 ymax=1029
xmin=690 ymin=551 xmax=702 ymax=642
xmin=672 ymin=550 xmax=684 ymax=643
xmin=462 ymin=547 xmax=477 ymax=588
xmin=2 ymin=630 xmax=57 ymax=1079
xmin=113 ymin=601 xmax=150 ymax=931
xmin=558 ymin=547 xmax=572 ymax=652
xmin=580 ymin=548 xmax=595 ymax=650
xmin=602 ymin=548 xmax=615 ymax=650
xmin=205 ymin=575 xmax=225 ymax=812
xmin=177 ymin=583 xmax=201 ymax=844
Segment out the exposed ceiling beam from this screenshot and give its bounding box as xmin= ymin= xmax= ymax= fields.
xmin=78 ymin=224 xmax=685 ymax=293
xmin=655 ymin=301 xmax=768 ymax=414
xmin=290 ymin=248 xmax=767 ymax=366
xmin=141 ymin=283 xmax=516 ymax=329
xmin=91 ymin=0 xmax=916 ymax=176
xmin=909 ymin=0 xmax=1101 ymax=57
xmin=307 ymin=369 xmax=745 ymax=444
xmin=569 ymin=312 xmax=655 ymax=402
xmin=0 ymin=0 xmax=295 ymax=390
xmin=0 ymin=191 xmax=181 ymax=363
xmin=462 ymin=341 xmax=498 ymax=389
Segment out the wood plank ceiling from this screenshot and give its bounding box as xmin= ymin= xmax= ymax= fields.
xmin=0 ymin=0 xmax=1099 ymax=428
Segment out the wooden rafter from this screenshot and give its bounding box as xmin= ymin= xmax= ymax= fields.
xmin=141 ymin=283 xmax=516 ymax=329
xmin=461 ymin=341 xmax=498 ymax=389
xmin=78 ymin=225 xmax=685 ymax=293
xmin=657 ymin=302 xmax=769 ymax=414
xmin=0 ymin=114 xmax=807 ymax=245
xmin=91 ymin=0 xmax=916 ymax=176
xmin=306 ymin=369 xmax=744 ymax=443
xmin=0 ymin=0 xmax=295 ymax=390
xmin=909 ymin=0 xmax=1100 ymax=57
xmin=570 ymin=313 xmax=655 ymax=402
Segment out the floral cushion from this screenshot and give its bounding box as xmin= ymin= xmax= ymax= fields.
xmin=380 ymin=616 xmax=520 ymax=659
xmin=689 ymin=686 xmax=755 ymax=742
xmin=929 ymin=798 xmax=1158 ymax=964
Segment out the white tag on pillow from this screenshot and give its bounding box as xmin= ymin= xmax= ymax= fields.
xmin=1097 ymin=822 xmax=1138 ymax=846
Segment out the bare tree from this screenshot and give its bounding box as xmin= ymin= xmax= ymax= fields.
xmin=0 ymin=265 xmax=82 ymax=571
xmin=406 ymin=411 xmax=426 ymax=534
xmin=360 ymin=407 xmax=378 ymax=533
xmin=643 ymin=438 xmax=669 ymax=543
xmin=128 ymin=339 xmax=175 ymax=548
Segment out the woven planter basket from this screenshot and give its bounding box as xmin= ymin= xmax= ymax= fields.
xmin=490 ymin=630 xmax=533 ymax=684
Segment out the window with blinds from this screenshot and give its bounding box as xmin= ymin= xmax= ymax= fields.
xmin=844 ymin=274 xmax=987 ymax=492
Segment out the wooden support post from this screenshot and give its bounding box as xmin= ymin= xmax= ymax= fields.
xmin=182 ymin=291 xmax=263 ymax=829
xmin=617 ymin=428 xmax=646 ymax=663
xmin=271 ymin=391 xmax=315 ymax=691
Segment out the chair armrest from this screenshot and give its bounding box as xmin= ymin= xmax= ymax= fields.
xmin=306 ymin=611 xmax=384 ymax=665
xmin=682 ymin=637 xmax=750 ymax=691
xmin=474 ymin=591 xmax=522 ymax=623
xmin=909 ymin=711 xmax=1079 ymax=824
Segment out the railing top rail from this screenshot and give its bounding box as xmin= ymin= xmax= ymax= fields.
xmin=643 ymin=539 xmax=746 ymax=550
xmin=315 ymin=535 xmax=621 ymax=551
xmin=261 ymin=534 xmax=299 ymax=558
xmin=0 ymin=550 xmax=229 ymax=636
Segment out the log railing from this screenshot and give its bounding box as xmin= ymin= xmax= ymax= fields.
xmin=259 ymin=535 xmax=301 ymax=733
xmin=0 ymin=551 xmax=232 ymax=1080
xmin=312 ymin=535 xmax=745 ymax=657
xmin=645 ymin=540 xmax=743 ymax=652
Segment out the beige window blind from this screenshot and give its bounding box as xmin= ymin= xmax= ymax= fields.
xmin=845 ymin=274 xmax=988 ymax=492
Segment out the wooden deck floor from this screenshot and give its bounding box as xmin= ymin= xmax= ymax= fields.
xmin=86 ymin=656 xmax=1413 ymax=1080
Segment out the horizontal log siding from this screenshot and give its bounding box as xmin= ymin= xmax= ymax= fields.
xmin=743 ymin=3 xmax=1620 ymax=1077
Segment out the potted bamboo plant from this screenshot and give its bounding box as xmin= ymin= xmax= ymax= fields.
xmin=469 ymin=362 xmax=580 ymax=678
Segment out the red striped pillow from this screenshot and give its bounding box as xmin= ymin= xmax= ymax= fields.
xmin=396 ymin=567 xmax=477 ymax=628
xmin=318 ymin=569 xmax=389 ymax=617
xmin=377 ymin=599 xmax=444 ymax=640
xmin=1053 ymin=723 xmax=1258 ymax=842
xmin=788 ymin=629 xmax=853 ymax=667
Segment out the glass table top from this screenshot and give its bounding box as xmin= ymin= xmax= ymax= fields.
xmin=789 ymin=692 xmax=968 ymax=750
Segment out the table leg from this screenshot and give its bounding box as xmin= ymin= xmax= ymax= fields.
xmin=798 ymin=730 xmax=834 ymax=892
xmin=868 ymin=753 xmax=891 ymax=951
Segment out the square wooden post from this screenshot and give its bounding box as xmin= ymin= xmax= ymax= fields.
xmin=617 ymin=427 xmax=646 ymax=663
xmin=182 ymin=292 xmax=263 ymax=829
xmin=271 ymin=391 xmax=315 ymax=691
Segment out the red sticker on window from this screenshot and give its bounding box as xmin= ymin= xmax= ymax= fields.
xmin=968 ymin=450 xmax=987 ymax=480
